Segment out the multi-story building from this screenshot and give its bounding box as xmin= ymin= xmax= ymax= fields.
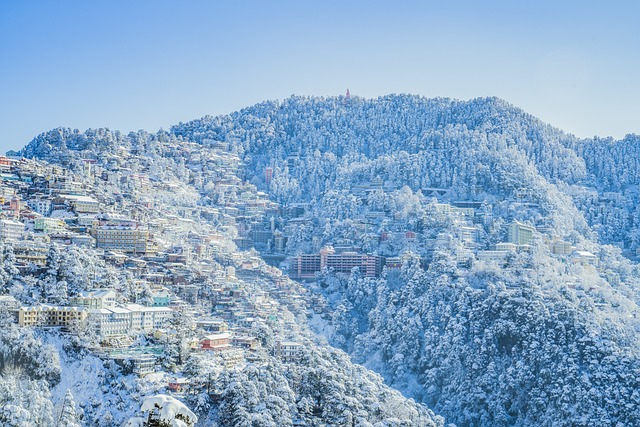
xmin=71 ymin=234 xmax=95 ymax=248
xmin=550 ymin=239 xmax=575 ymax=255
xmin=13 ymin=242 xmax=48 ymax=266
xmin=476 ymin=250 xmax=511 ymax=264
xmin=275 ymin=340 xmax=304 ymax=362
xmin=570 ymin=250 xmax=598 ymax=266
xmin=232 ymin=335 xmax=259 ymax=350
xmin=69 ymin=289 xmax=117 ymax=309
xmin=151 ymin=291 xmax=170 ymax=307
xmin=0 ymin=156 xmax=14 ymax=172
xmin=495 ymin=242 xmax=518 ymax=252
xmin=128 ymin=304 xmax=174 ymax=330
xmin=19 ymin=305 xmax=87 ymax=328
xmin=128 ymin=356 xmax=156 ymax=375
xmin=58 ymin=194 xmax=99 ymax=213
xmin=27 ymin=198 xmax=52 ymax=216
xmin=200 ymin=332 xmax=231 ymax=351
xmin=384 ymin=257 xmax=402 ymax=270
xmin=290 ymin=247 xmax=385 ymax=279
xmin=290 ymin=253 xmax=322 ymax=279
xmin=507 ymin=221 xmax=535 ymax=246
xmin=77 ymin=214 xmax=98 ymax=228
xmin=325 ymin=252 xmax=384 ymax=277
xmin=95 ymin=222 xmax=150 ymax=254
xmin=457 ymin=226 xmax=479 ymax=246
xmin=0 ymin=219 xmax=24 ymax=241
xmin=34 ymin=217 xmax=65 ymax=234
xmin=89 ymin=307 xmax=131 ymax=336
xmin=88 ymin=303 xmax=173 ymax=337
xmin=50 ymin=181 xmax=85 ymax=195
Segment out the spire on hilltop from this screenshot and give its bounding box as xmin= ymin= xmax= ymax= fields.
xmin=346 ymin=88 xmax=351 ymax=99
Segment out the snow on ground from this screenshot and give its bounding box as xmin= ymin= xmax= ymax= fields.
xmin=41 ymin=332 xmax=172 ymax=426
xmin=308 ymin=312 xmax=334 ymax=341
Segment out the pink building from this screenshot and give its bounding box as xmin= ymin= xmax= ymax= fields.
xmin=201 ymin=332 xmax=231 ymax=351
xmin=290 ymin=247 xmax=384 ymax=279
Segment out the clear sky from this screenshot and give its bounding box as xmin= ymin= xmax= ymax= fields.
xmin=1 ymin=0 xmax=639 ymax=153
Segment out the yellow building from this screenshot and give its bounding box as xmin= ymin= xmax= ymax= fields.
xmin=59 ymin=194 xmax=99 ymax=213
xmin=96 ymin=223 xmax=150 ymax=254
xmin=19 ymin=305 xmax=87 ymax=328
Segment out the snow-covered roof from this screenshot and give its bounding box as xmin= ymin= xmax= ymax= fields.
xmin=572 ymin=250 xmax=596 ymax=258
xmin=204 ymin=332 xmax=231 ymax=340
xmin=139 ymin=394 xmax=197 ymax=425
xmin=104 ymin=303 xmax=173 ymax=315
xmin=77 ymin=289 xmax=116 ymax=298
xmin=59 ymin=194 xmax=98 ymax=203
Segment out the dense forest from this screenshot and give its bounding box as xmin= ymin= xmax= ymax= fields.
xmin=170 ymin=94 xmax=640 ymax=426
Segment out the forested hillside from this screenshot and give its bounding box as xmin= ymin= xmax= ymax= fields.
xmin=169 ymin=94 xmax=640 ymax=426
xmin=14 ymin=94 xmax=640 ymax=426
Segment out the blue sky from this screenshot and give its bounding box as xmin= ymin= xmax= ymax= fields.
xmin=1 ymin=1 xmax=639 ymax=152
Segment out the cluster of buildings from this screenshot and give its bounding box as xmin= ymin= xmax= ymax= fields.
xmin=17 ymin=289 xmax=174 ymax=337
xmin=0 ymin=156 xmax=155 ymax=261
xmin=283 ymin=189 xmax=601 ymax=279
xmin=290 ymin=246 xmax=385 ymax=279
xmin=1 ymin=141 xmax=312 ymax=379
xmin=477 ymin=220 xmax=597 ymax=267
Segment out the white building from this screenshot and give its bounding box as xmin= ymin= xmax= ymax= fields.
xmin=27 ymin=198 xmax=52 ymax=216
xmin=457 ymin=226 xmax=479 ymax=246
xmin=71 ymin=234 xmax=95 ymax=248
xmin=59 ymin=194 xmax=100 ymax=213
xmin=126 ymin=304 xmax=174 ymax=331
xmin=550 ymin=240 xmax=575 ymax=256
xmin=477 ymin=250 xmax=510 ymax=263
xmin=275 ymin=340 xmax=304 ymax=362
xmin=570 ymin=250 xmax=598 ymax=266
xmin=495 ymin=242 xmax=518 ymax=252
xmin=88 ymin=303 xmax=173 ymax=337
xmin=69 ymin=289 xmax=117 ymax=309
xmin=77 ymin=214 xmax=98 ymax=227
xmin=0 ymin=219 xmax=24 ymax=241
xmin=89 ymin=307 xmax=132 ymax=336
xmin=34 ymin=217 xmax=65 ymax=234
xmin=507 ymin=221 xmax=535 ymax=246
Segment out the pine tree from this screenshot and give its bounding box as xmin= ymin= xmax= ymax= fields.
xmin=58 ymin=389 xmax=81 ymax=427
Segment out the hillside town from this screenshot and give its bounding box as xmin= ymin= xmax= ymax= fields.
xmin=2 ymin=92 xmax=640 ymax=426
xmin=0 ymin=145 xmax=316 ymax=398
xmin=0 ymin=138 xmax=603 ymax=385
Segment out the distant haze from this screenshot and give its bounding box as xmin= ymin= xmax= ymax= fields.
xmin=1 ymin=0 xmax=639 ymax=153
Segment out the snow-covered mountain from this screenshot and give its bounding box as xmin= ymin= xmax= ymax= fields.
xmin=170 ymin=95 xmax=640 ymax=426
xmin=11 ymin=94 xmax=640 ymax=426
